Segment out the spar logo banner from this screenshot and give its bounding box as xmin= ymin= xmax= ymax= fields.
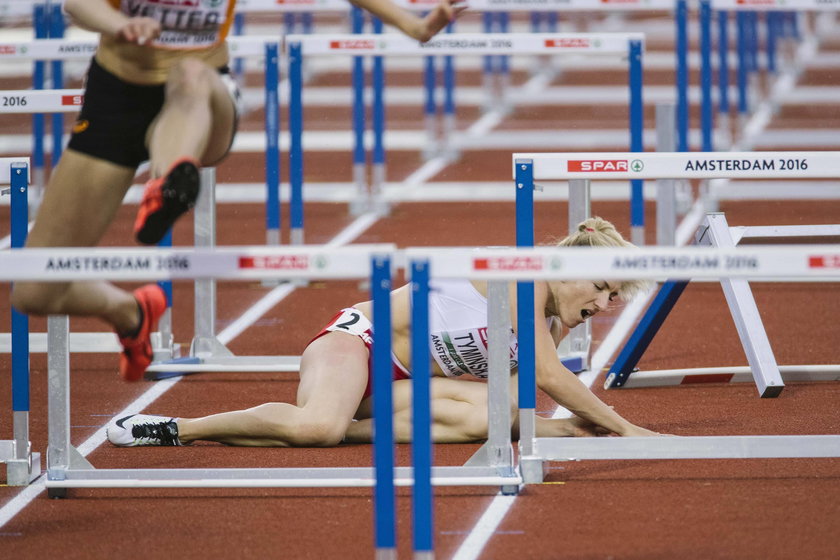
xmin=544 ymin=37 xmax=593 ymax=48
xmin=809 ymin=255 xmax=840 ymax=269
xmin=567 ymin=159 xmax=644 ymax=172
xmin=473 ymin=256 xmax=544 ymax=272
xmin=239 ymin=255 xmax=310 ymax=270
xmin=0 ymin=45 xmax=19 ymax=55
xmin=328 ymin=39 xmax=378 ymax=50
xmin=62 ymin=94 xmax=84 ymax=106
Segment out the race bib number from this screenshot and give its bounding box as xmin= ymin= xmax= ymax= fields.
xmin=325 ymin=308 xmax=373 ymax=345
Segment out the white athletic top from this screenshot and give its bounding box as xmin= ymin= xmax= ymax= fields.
xmin=427 ymin=279 xmax=523 ymax=379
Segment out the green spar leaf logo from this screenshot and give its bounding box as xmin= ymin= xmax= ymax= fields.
xmin=631 ymin=159 xmax=644 ymax=172
xmin=314 ymin=256 xmax=327 ymax=269
xmin=550 ymin=257 xmax=563 ymax=271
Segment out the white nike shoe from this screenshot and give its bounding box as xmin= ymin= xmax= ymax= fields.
xmin=107 ymin=414 xmax=182 ymax=447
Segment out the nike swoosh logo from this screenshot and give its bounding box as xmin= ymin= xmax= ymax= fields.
xmin=115 ymin=415 xmax=135 ymax=429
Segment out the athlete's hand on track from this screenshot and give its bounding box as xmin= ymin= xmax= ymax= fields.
xmin=621 ymin=425 xmax=670 ymax=437
xmin=413 ymin=0 xmax=468 ymax=43
xmin=115 ymin=17 xmax=161 ymax=45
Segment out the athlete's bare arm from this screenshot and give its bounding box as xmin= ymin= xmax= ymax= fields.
xmin=520 ymin=282 xmax=660 ymax=437
xmin=348 ymin=0 xmax=467 ymax=42
xmin=64 ymin=0 xmax=160 ymax=43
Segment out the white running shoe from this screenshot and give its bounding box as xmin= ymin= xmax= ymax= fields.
xmin=107 ymin=414 xmax=182 ymax=447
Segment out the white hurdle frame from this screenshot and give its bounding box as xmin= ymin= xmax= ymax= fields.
xmin=0 ymin=244 xmax=520 ymax=492
xmin=514 ymin=150 xmax=840 ymax=397
xmin=404 ymin=243 xmax=840 ymax=484
xmin=504 ymin=150 xmax=840 ymax=481
xmin=143 ymin=167 xmax=302 ymax=376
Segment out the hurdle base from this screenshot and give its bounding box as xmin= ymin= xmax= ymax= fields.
xmin=4 ymin=451 xmax=42 ymax=486
xmin=559 ymin=354 xmax=586 ymax=374
xmin=607 ymin=365 xmax=840 ymax=391
xmin=144 ymin=355 xmax=302 ymax=380
xmin=532 ymin=435 xmax=840 ymax=463
xmin=42 ymin=465 xmax=523 ymax=490
xmin=519 ymin=454 xmax=547 ymax=484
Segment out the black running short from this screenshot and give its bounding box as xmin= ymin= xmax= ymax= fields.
xmin=67 ymin=57 xmax=239 ymax=168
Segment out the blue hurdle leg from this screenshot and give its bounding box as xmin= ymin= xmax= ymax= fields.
xmin=604 ymin=280 xmax=690 ymax=388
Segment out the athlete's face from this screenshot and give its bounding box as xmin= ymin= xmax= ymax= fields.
xmin=549 ymin=280 xmax=621 ymax=329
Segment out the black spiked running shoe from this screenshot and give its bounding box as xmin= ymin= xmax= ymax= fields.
xmin=134 ymin=158 xmax=201 ymax=245
xmin=107 ymin=414 xmax=182 ymax=447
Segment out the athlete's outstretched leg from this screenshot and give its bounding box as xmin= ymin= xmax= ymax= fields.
xmin=174 ymin=333 xmax=370 ymax=447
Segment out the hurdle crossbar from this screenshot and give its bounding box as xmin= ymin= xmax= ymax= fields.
xmin=0 ymin=245 xmax=838 ymax=283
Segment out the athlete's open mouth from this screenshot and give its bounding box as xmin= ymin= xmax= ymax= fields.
xmin=581 ymin=309 xmax=593 ymax=320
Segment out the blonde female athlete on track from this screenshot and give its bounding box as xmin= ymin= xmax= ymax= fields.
xmin=10 ymin=0 xmax=466 ymax=382
xmin=107 ymin=218 xmax=662 ymax=447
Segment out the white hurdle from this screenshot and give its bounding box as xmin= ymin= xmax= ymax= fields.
xmin=511 ymin=150 xmax=840 ymax=397
xmin=0 ymin=244 xmax=521 ymax=494
xmin=404 ymin=243 xmax=840 ymax=484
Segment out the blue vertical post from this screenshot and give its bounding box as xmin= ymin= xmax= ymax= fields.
xmin=372 ymin=17 xmax=386 ymax=207
xmin=302 ymin=12 xmax=313 ymax=34
xmin=50 ymin=3 xmax=65 ymax=164
xmin=629 ymin=40 xmax=644 ymax=243
xmin=547 ymin=11 xmax=558 ymax=32
xmin=748 ymin=12 xmax=759 ymax=73
xmin=424 ymin=54 xmax=437 ymax=158
xmin=158 ymin=229 xmax=173 ymax=307
xmin=10 ymin=163 xmax=30 ymax=415
xmin=288 ymin=42 xmax=304 ymax=243
xmin=32 ymin=5 xmax=47 ymax=185
xmin=530 ymin=11 xmax=542 ymax=32
xmin=788 ymin=12 xmax=800 ymax=40
xmin=351 ymin=7 xmax=367 ymax=202
xmin=737 ymin=11 xmax=749 ymax=116
xmin=676 ymin=0 xmax=689 ymax=152
xmin=718 ymin=10 xmax=730 ymax=119
xmin=766 ymin=12 xmax=778 ymax=74
xmin=371 ymin=255 xmax=395 ymax=559
xmin=233 ymin=13 xmax=245 ymax=79
xmin=410 ymin=259 xmax=433 ymax=557
xmin=443 ymin=22 xmax=456 ymax=155
xmin=498 ymin=12 xmax=510 ymax=82
xmin=482 ymin=11 xmax=494 ymax=111
xmin=700 ymin=0 xmax=713 ymax=152
xmin=424 ymin=51 xmax=437 ymax=118
xmin=264 ymin=43 xmax=281 ymax=244
xmin=514 ymin=161 xmax=535 ymax=411
xmin=284 ymin=12 xmax=296 ymax=34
